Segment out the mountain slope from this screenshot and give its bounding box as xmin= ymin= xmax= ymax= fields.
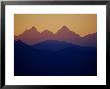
xmin=14 ymin=40 xmax=97 ymax=76
xmin=15 ymin=26 xmax=97 ymax=47
xmin=53 ymin=26 xmax=81 ymax=45
xmin=32 ymin=40 xmax=74 ymax=51
xmin=15 ymin=26 xmax=41 ymax=45
xmin=82 ymin=33 xmax=97 ymax=47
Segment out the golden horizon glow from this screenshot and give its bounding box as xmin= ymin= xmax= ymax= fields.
xmin=14 ymin=14 xmax=97 ymax=37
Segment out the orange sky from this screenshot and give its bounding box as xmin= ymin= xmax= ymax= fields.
xmin=14 ymin=14 xmax=97 ymax=37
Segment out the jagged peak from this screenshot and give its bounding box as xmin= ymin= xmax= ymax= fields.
xmin=31 ymin=26 xmax=37 ymax=30
xmin=57 ymin=25 xmax=72 ymax=33
xmin=41 ymin=29 xmax=53 ymax=34
xmin=23 ymin=26 xmax=40 ymax=34
xmin=62 ymin=25 xmax=69 ymax=29
xmin=60 ymin=25 xmax=70 ymax=30
xmin=56 ymin=25 xmax=80 ymax=36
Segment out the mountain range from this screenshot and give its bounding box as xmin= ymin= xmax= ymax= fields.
xmin=14 ymin=26 xmax=97 ymax=76
xmin=15 ymin=26 xmax=97 ymax=47
xmin=14 ymin=40 xmax=97 ymax=76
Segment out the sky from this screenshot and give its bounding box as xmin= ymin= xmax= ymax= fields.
xmin=14 ymin=14 xmax=97 ymax=37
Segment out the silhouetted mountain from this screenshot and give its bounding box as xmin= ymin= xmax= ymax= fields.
xmin=82 ymin=33 xmax=97 ymax=47
xmin=14 ymin=40 xmax=97 ymax=76
xmin=53 ymin=26 xmax=82 ymax=45
xmin=15 ymin=40 xmax=30 ymax=48
xmin=32 ymin=40 xmax=73 ymax=51
xmin=15 ymin=26 xmax=41 ymax=45
xmin=40 ymin=29 xmax=53 ymax=41
xmin=15 ymin=26 xmax=97 ymax=47
xmin=41 ymin=29 xmax=53 ymax=36
xmin=55 ymin=26 xmax=81 ymax=38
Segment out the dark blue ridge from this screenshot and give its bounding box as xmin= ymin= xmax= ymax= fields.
xmin=14 ymin=40 xmax=97 ymax=76
xmin=32 ymin=40 xmax=76 ymax=51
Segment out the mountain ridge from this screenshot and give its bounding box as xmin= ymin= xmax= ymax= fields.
xmin=15 ymin=26 xmax=97 ymax=47
xmin=14 ymin=39 xmax=97 ymax=76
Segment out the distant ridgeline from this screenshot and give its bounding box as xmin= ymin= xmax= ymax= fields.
xmin=15 ymin=26 xmax=97 ymax=47
xmin=14 ymin=26 xmax=97 ymax=76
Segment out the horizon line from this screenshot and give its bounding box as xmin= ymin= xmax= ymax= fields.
xmin=14 ymin=25 xmax=97 ymax=37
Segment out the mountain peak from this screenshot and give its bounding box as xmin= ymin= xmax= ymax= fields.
xmin=42 ymin=29 xmax=53 ymax=34
xmin=15 ymin=26 xmax=97 ymax=47
xmin=57 ymin=25 xmax=72 ymax=33
xmin=56 ymin=25 xmax=74 ymax=35
xmin=62 ymin=25 xmax=69 ymax=29
xmin=41 ymin=30 xmax=53 ymax=38
xmin=30 ymin=26 xmax=37 ymax=32
xmin=23 ymin=26 xmax=40 ymax=34
xmin=61 ymin=25 xmax=70 ymax=30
